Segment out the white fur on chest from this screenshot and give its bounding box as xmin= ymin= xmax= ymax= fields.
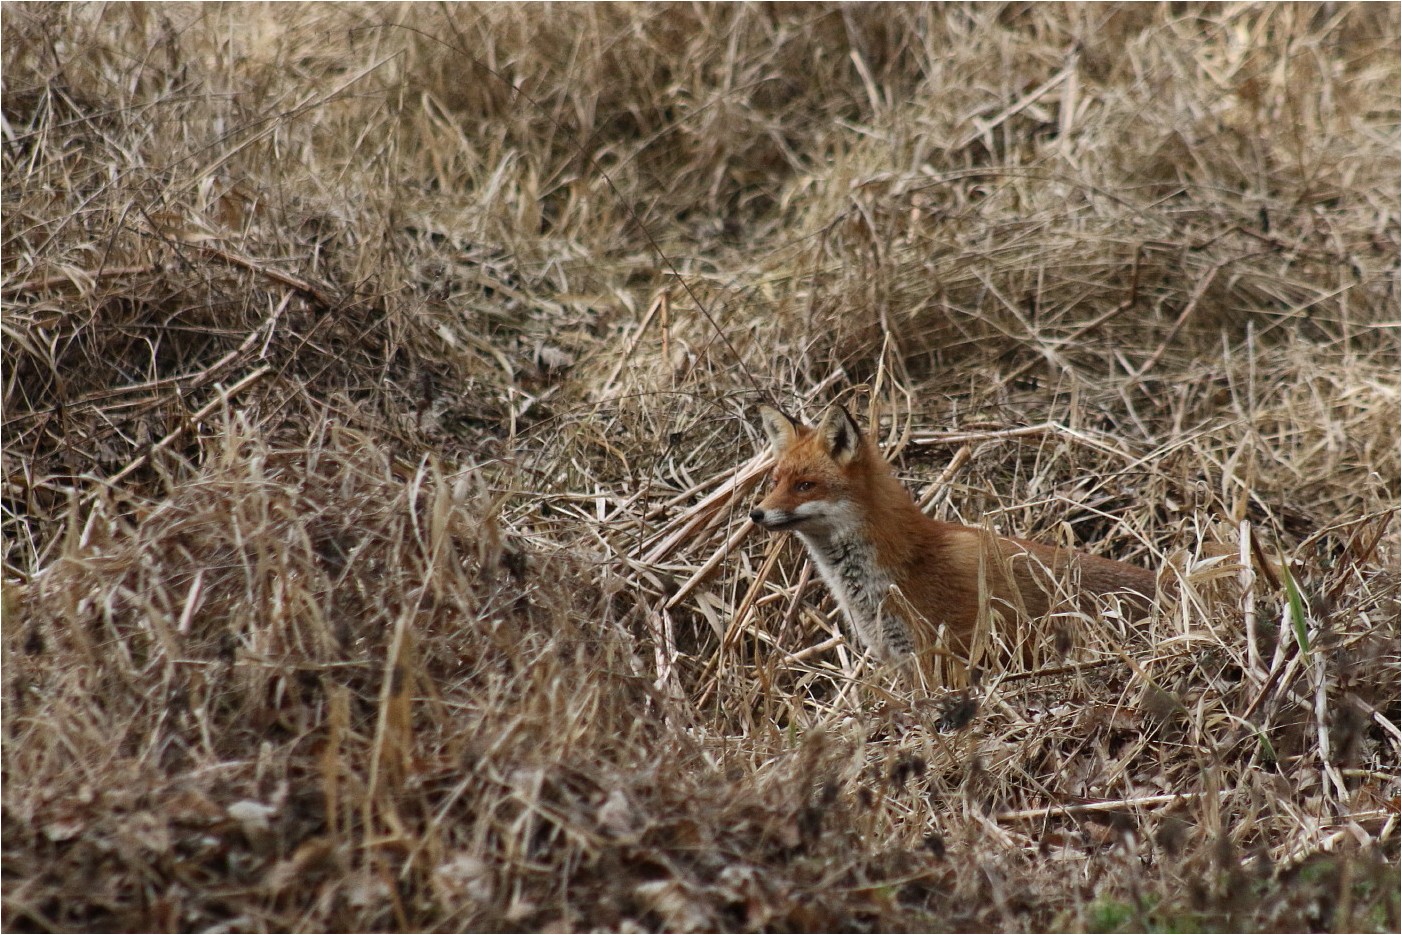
xmin=796 ymin=529 xmax=913 ymax=662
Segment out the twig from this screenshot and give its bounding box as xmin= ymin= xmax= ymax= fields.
xmin=954 ymin=59 xmax=1077 ymax=152
xmin=915 ymin=444 xmax=972 ymax=511
xmin=598 ymin=290 xmax=666 ymax=401
xmin=664 ymin=518 xmax=755 ymax=610
xmin=1133 ymin=256 xmax=1240 ymax=378
xmin=636 ymin=453 xmax=769 ymax=564
xmin=1276 ymin=813 xmax=1399 ymax=873
xmin=101 ymin=366 xmax=272 ymax=487
xmin=911 ymin=421 xmax=1133 ymax=462
xmin=196 ymin=244 xmax=338 ymax=309
xmin=1 ymin=264 xmax=157 ymax=297
xmin=1241 ymin=520 xmax=1262 ymax=678
xmin=780 ymin=634 xmax=844 ymax=665
xmin=996 ymin=791 xmax=1202 ymax=823
xmin=999 ymin=243 xmax=1146 ymax=387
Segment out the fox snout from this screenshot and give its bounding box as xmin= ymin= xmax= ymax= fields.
xmin=749 ymin=507 xmax=787 ymax=528
xmin=751 ymin=506 xmax=807 ymax=531
xmin=751 ymin=504 xmax=824 ymax=532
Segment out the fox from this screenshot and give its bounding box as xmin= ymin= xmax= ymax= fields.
xmin=749 ymin=404 xmax=1157 ymax=680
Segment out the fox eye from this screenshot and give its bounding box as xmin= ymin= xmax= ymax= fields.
xmin=793 ymin=480 xmax=816 ymax=493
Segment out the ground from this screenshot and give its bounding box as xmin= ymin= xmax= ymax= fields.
xmin=3 ymin=4 xmax=1399 ymax=932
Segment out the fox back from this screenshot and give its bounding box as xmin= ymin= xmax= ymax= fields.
xmin=749 ymin=404 xmax=1157 ymax=678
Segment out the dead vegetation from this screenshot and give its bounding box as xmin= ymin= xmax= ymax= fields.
xmin=2 ymin=3 xmax=1398 ymax=932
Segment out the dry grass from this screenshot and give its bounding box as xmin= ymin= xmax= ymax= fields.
xmin=3 ymin=3 xmax=1399 ymax=932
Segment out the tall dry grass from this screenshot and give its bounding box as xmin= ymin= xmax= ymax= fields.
xmin=3 ymin=3 xmax=1399 ymax=931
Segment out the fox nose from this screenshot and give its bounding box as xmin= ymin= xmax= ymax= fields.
xmin=749 ymin=509 xmax=765 ymax=524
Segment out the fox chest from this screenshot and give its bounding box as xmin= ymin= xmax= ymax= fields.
xmin=796 ymin=532 xmax=913 ymax=659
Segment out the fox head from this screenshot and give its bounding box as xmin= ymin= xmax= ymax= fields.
xmin=749 ymin=404 xmax=871 ymax=538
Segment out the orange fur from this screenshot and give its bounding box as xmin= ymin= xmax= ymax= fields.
xmin=751 ymin=405 xmax=1156 ymax=676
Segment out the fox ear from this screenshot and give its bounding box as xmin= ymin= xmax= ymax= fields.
xmin=817 ymin=405 xmax=862 ymax=465
xmin=757 ymin=405 xmax=798 ymax=453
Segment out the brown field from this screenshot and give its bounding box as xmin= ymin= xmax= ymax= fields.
xmin=3 ymin=3 xmax=1399 ymax=932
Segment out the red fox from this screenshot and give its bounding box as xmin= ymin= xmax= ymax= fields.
xmin=750 ymin=404 xmax=1157 ymax=678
